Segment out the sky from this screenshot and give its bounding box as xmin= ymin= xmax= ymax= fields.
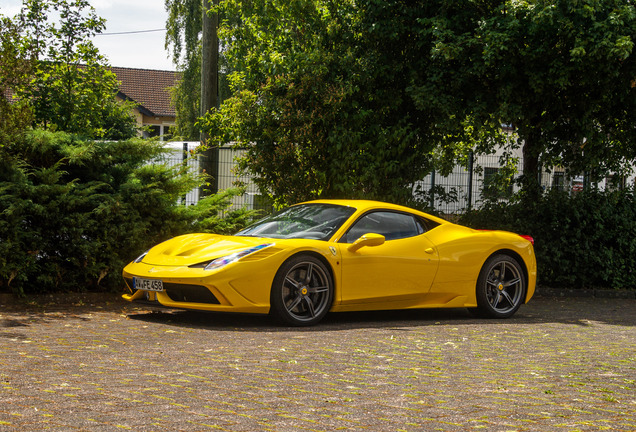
xmin=0 ymin=0 xmax=175 ymax=71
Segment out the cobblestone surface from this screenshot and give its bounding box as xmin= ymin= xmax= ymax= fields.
xmin=0 ymin=294 xmax=634 ymax=431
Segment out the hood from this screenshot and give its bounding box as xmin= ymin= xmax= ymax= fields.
xmin=142 ymin=234 xmax=272 ymax=266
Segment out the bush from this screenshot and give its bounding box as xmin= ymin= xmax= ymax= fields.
xmin=0 ymin=130 xmax=258 ymax=294
xmin=459 ymin=188 xmax=636 ymax=290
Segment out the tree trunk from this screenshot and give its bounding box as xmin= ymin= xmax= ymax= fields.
xmin=521 ymin=132 xmax=542 ymax=201
xmin=200 ymin=0 xmax=219 ymax=195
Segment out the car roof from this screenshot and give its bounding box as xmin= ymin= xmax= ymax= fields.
xmin=297 ymin=199 xmax=449 ymax=226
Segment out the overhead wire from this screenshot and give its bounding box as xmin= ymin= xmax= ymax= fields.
xmin=97 ymin=28 xmax=166 ymax=36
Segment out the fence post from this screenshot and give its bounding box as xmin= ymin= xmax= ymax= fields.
xmin=182 ymin=142 xmax=188 ymax=205
xmin=467 ymin=151 xmax=474 ymax=210
xmin=430 ymin=170 xmax=436 ymax=209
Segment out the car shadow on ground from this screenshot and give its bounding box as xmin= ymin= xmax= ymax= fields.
xmin=2 ymin=294 xmax=633 ymax=331
xmin=124 ymin=296 xmax=636 ymax=332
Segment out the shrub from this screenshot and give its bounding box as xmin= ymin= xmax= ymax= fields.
xmin=459 ymin=188 xmax=636 ymax=290
xmin=0 ymin=130 xmax=258 ymax=294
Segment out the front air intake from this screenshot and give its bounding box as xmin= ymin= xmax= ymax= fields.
xmin=163 ymin=283 xmax=220 ymax=304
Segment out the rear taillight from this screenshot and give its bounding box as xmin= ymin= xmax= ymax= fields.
xmin=519 ymin=235 xmax=534 ymax=245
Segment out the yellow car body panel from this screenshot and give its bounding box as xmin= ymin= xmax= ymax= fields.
xmin=122 ymin=199 xmax=536 ymax=320
xmin=123 ymin=237 xmax=338 ymax=314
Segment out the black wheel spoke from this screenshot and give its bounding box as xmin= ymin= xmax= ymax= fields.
xmin=285 ymin=276 xmax=301 ymax=290
xmin=307 ymin=285 xmax=329 ymax=294
xmin=500 ymin=289 xmax=514 ymax=306
xmin=303 ymin=296 xmax=316 ymax=317
xmin=489 ymin=290 xmax=500 ymax=307
xmin=504 ymin=277 xmax=521 ymax=288
xmin=287 ymin=294 xmax=303 ymax=312
xmin=305 ymin=263 xmax=313 ymax=283
xmin=486 ymin=279 xmax=499 ymax=288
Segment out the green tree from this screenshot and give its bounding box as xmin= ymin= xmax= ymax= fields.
xmin=165 ymin=0 xmax=203 ymax=140
xmin=202 ymin=0 xmax=483 ymax=207
xmin=398 ymin=0 xmax=636 ymax=195
xmin=13 ymin=0 xmax=137 ymax=139
xmin=165 ymin=0 xmax=232 ymax=141
xmin=202 ymin=0 xmax=636 ymax=205
xmin=0 ymin=15 xmax=33 ymax=149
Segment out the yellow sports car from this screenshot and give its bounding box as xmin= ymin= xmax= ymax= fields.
xmin=122 ymin=199 xmax=536 ymax=326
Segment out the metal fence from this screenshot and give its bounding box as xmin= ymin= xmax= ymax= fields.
xmin=160 ymin=142 xmax=201 ymax=206
xmin=416 ymin=152 xmax=635 ymax=213
xmin=162 ymin=142 xmax=635 ymax=215
xmin=414 ymin=153 xmax=517 ymax=214
xmin=161 ymin=142 xmax=268 ymax=210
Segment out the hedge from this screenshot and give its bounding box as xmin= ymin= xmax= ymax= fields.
xmin=0 ymin=130 xmax=257 ymax=294
xmin=459 ymin=188 xmax=636 ymax=290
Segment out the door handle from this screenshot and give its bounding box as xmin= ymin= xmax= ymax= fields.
xmin=424 ymin=247 xmax=435 ymax=254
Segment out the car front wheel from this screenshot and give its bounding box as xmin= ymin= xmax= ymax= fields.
xmin=270 ymin=255 xmax=333 ymax=326
xmin=474 ymin=254 xmax=526 ymax=318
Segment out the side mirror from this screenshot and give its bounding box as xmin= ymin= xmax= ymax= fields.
xmin=347 ymin=233 xmax=385 ymax=253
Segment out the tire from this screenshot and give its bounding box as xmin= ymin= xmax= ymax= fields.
xmin=474 ymin=254 xmax=526 ymax=318
xmin=270 ymin=255 xmax=334 ymax=326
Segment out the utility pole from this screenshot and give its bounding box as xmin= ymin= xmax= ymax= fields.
xmin=200 ymin=0 xmax=219 ymax=195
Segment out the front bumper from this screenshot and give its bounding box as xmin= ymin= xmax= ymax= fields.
xmin=122 ymin=261 xmax=277 ymax=314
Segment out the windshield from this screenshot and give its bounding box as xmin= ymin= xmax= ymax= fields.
xmin=235 ymin=203 xmax=356 ymax=241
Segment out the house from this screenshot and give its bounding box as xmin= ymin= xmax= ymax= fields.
xmin=111 ymin=66 xmax=178 ymax=140
xmin=2 ymin=65 xmax=179 ymax=140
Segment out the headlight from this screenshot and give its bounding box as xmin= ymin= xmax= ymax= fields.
xmin=134 ymin=250 xmax=150 ymax=263
xmin=204 ymin=243 xmax=274 ymax=271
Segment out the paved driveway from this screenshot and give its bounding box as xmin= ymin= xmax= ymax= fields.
xmin=0 ymin=294 xmax=634 ymax=431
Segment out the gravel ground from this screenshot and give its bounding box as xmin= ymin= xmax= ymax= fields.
xmin=0 ymin=294 xmax=634 ymax=431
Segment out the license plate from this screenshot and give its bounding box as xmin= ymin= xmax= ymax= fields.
xmin=133 ymin=277 xmax=164 ymax=292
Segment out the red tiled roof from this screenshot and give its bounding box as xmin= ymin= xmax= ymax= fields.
xmin=2 ymin=66 xmax=179 ymax=118
xmin=111 ymin=66 xmax=178 ymax=118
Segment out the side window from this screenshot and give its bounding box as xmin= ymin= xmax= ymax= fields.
xmin=342 ymin=211 xmax=424 ymax=243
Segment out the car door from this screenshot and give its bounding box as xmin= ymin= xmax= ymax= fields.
xmin=337 ymin=211 xmax=440 ymax=306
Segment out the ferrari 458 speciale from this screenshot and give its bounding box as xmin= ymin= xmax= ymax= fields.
xmin=123 ymin=200 xmax=536 ymax=326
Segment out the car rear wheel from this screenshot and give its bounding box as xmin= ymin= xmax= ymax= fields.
xmin=474 ymin=254 xmax=526 ymax=318
xmin=270 ymin=255 xmax=333 ymax=326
